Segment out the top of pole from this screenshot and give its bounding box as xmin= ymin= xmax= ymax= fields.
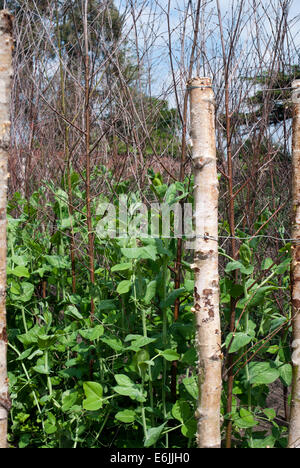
xmin=187 ymin=77 xmax=212 ymax=91
xmin=292 ymin=80 xmax=300 ymax=104
xmin=292 ymin=80 xmax=300 ymax=89
xmin=0 ymin=10 xmax=13 ymax=35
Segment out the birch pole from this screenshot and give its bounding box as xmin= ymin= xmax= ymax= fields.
xmin=289 ymin=79 xmax=300 ymax=449
xmin=188 ymin=77 xmax=221 ymax=449
xmin=0 ymin=10 xmax=13 ymax=449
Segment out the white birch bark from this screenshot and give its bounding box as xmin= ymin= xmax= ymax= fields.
xmin=0 ymin=9 xmax=13 ymax=449
xmin=289 ymin=79 xmax=300 ymax=449
xmin=188 ymin=77 xmax=222 ymax=449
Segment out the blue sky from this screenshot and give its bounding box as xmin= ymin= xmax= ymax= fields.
xmin=115 ymin=0 xmax=300 ymax=105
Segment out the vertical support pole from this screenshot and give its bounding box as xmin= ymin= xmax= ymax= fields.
xmin=188 ymin=77 xmax=221 ymax=449
xmin=0 ymin=9 xmax=13 ymax=449
xmin=289 ymin=79 xmax=300 ymax=449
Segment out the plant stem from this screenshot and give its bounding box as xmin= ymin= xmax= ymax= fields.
xmin=244 ymin=281 xmax=253 ymax=448
xmin=45 ymin=350 xmax=52 ymax=397
xmin=141 ymin=375 xmax=147 ymax=441
xmin=21 ymin=307 xmax=28 ymax=334
xmin=133 ymin=264 xmax=150 ymax=439
xmin=161 ymin=258 xmax=169 ymax=448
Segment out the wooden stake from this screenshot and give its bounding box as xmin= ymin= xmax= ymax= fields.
xmin=188 ymin=77 xmax=222 ymax=448
xmin=289 ymin=79 xmax=300 ymax=449
xmin=0 ymin=9 xmax=13 ymax=449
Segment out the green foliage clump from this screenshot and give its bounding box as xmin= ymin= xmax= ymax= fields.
xmin=6 ymin=169 xmax=292 ymax=448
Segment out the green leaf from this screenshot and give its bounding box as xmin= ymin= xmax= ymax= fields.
xmin=277 ymin=363 xmax=292 ymax=386
xmin=240 ymin=264 xmax=254 ymax=275
xmin=15 ymin=347 xmax=34 ymax=361
xmin=239 ymin=243 xmax=252 ymax=264
xmin=65 ymin=305 xmax=83 ymax=320
xmin=182 ymin=348 xmax=196 ymax=366
xmin=115 ymin=374 xmax=134 ymax=387
xmin=181 ymin=419 xmax=197 ymax=438
xmin=270 ymin=316 xmax=287 ymax=333
xmin=248 ymin=286 xmax=276 ymax=307
xmin=184 ymin=279 xmax=194 ymax=292
xmin=62 ymin=390 xmax=78 ymax=412
xmin=44 ymin=255 xmax=70 ymax=269
xmin=164 ymin=183 xmax=178 ymax=205
xmin=263 ymin=408 xmax=276 ymax=420
xmin=18 ymin=325 xmax=42 ymax=346
xmin=115 ymin=410 xmax=136 ymax=423
xmin=158 ymin=349 xmax=180 ymax=361
xmin=11 ymin=255 xmax=28 ymax=267
xmin=127 ymin=336 xmax=156 ymax=351
xmin=172 ymin=400 xmax=191 ymax=423
xmin=247 ymin=362 xmax=280 ymax=386
xmin=54 ymin=188 xmax=68 ymax=207
xmin=11 ymin=266 xmax=30 ymax=278
xmin=44 ymin=413 xmax=57 ymax=434
xmin=144 ymin=280 xmax=157 ymax=304
xmin=98 ymin=300 xmax=117 ymax=311
xmin=37 ymin=334 xmax=58 ymax=350
xmin=9 ymin=280 xmax=21 ymax=295
xmin=117 ymin=280 xmax=131 ymax=294
xmin=225 ymin=260 xmax=254 ymax=275
xmin=141 ymin=245 xmax=157 ymax=261
xmin=229 ymin=283 xmax=244 ymax=299
xmin=182 ymin=376 xmax=198 ymax=399
xmin=252 ymin=435 xmax=276 ymax=449
xmin=225 ymin=332 xmax=252 ymax=353
xmin=113 ymin=374 xmax=146 ymax=402
xmin=60 ymin=216 xmax=74 ymax=230
xmin=33 ymin=266 xmax=51 ymax=278
xmin=79 ymin=325 xmax=104 ymax=341
xmin=18 ymin=282 xmax=34 ymax=302
xmin=113 ymin=385 xmax=146 ymax=402
xmin=225 ymin=261 xmax=244 ymax=273
xmin=144 ymin=423 xmax=166 ymax=448
xmin=261 ymin=257 xmax=274 ymax=270
xmin=275 ymin=258 xmax=290 ymax=274
xmin=132 ymin=335 xmax=156 ymax=349
xmin=235 ymin=408 xmax=258 ymax=429
xmin=160 ymin=288 xmax=185 ymax=309
xmin=111 ymin=263 xmax=132 ymax=272
xmin=132 ymin=349 xmax=151 ymax=376
xmin=32 ymin=364 xmax=50 ymax=375
xmin=121 ymin=246 xmax=157 ymax=261
xmin=266 ymin=345 xmax=279 ymax=354
xmin=18 ymin=434 xmax=31 ymax=448
xmin=101 ymin=336 xmax=123 ymax=352
xmin=124 ymin=334 xmax=143 ymax=342
xmin=232 ymin=383 xmax=244 ymax=395
xmin=83 ymin=382 xmax=103 ymax=411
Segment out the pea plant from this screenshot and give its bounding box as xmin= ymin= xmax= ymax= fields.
xmin=6 ymin=169 xmax=292 ymax=448
xmin=6 ymin=172 xmax=198 ymax=448
xmin=220 ymin=230 xmax=291 ymax=448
